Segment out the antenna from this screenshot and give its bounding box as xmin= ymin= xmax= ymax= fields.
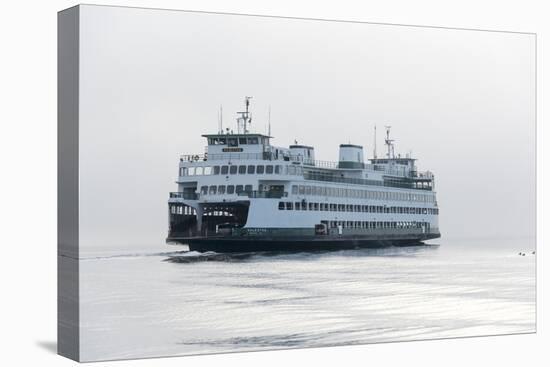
xmin=373 ymin=125 xmax=377 ymax=159
xmin=245 ymin=96 xmax=251 ymax=114
xmin=268 ymin=105 xmax=271 ymax=136
xmin=245 ymin=97 xmax=252 ymax=134
xmin=218 ymin=105 xmax=223 ymax=133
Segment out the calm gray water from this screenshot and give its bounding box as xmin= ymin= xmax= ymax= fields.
xmin=79 ymin=238 xmax=536 ymax=361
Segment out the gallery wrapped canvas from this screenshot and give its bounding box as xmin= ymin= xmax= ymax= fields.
xmin=58 ymin=4 xmax=536 ymax=362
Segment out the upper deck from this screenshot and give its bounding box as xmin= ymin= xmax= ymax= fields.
xmin=179 ymin=151 xmax=434 ymax=191
xmin=177 ymin=98 xmax=435 ymax=191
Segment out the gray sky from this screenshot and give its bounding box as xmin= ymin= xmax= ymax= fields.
xmin=78 ymin=5 xmax=535 ymax=253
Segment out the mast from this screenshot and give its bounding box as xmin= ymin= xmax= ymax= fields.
xmin=384 ymin=125 xmax=395 ymax=159
xmin=236 ymin=96 xmax=253 ymax=134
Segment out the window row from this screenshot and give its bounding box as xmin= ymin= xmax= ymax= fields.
xmin=291 ymin=184 xmax=434 ymax=203
xmin=323 ymin=220 xmax=428 ymax=229
xmin=208 ymin=136 xmax=267 ymax=146
xmin=180 ymin=164 xmax=304 ymax=177
xmin=278 ymin=201 xmax=439 ymax=215
xmin=200 ymin=184 xmax=253 ymax=195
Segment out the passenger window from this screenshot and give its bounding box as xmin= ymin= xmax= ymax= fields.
xmin=286 ymin=202 xmax=293 ymax=210
xmin=244 ymin=184 xmax=252 ymax=192
xmin=209 ymin=186 xmax=217 ymax=195
xmin=275 ymin=165 xmax=281 ymax=174
xmin=236 ymin=185 xmax=244 ymax=194
xmin=295 ymin=202 xmax=301 ymax=210
xmin=238 ymin=165 xmax=246 ymax=174
xmin=247 ymin=137 xmax=259 ymax=144
xmin=221 ymin=166 xmax=229 ymax=175
xmin=247 ymin=165 xmax=255 ymax=174
xmin=200 ymin=186 xmax=208 ymax=195
xmin=227 ymin=185 xmax=235 ymax=194
xmin=257 ymin=165 xmax=264 ymax=174
xmin=228 ymin=138 xmax=238 ymax=147
xmin=278 ymin=202 xmax=285 ymax=210
xmin=292 ymin=185 xmax=298 ymax=194
xmin=204 ymin=166 xmax=212 ymax=175
xmin=239 ymin=137 xmax=247 ymax=145
xmin=213 ymin=166 xmax=220 ymax=175
xmin=266 ymin=165 xmax=274 ymax=174
xmin=230 ymin=165 xmax=238 ymax=174
xmin=218 ymin=185 xmax=225 ymax=194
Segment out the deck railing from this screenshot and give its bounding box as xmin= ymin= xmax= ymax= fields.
xmin=237 ymin=190 xmax=288 ymax=199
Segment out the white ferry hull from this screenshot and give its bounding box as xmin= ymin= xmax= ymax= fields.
xmin=170 ymin=235 xmax=439 ymax=253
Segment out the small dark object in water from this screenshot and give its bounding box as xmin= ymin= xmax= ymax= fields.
xmin=532 ymin=251 xmax=536 ymax=255
xmin=522 ymin=253 xmax=526 ymax=256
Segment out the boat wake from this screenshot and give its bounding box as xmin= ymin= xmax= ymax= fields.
xmin=80 ymin=251 xmax=190 ymax=261
xmin=165 ymin=244 xmax=438 ymax=263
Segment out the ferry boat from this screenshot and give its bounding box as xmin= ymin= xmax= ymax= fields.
xmin=167 ymin=97 xmax=440 ymax=252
